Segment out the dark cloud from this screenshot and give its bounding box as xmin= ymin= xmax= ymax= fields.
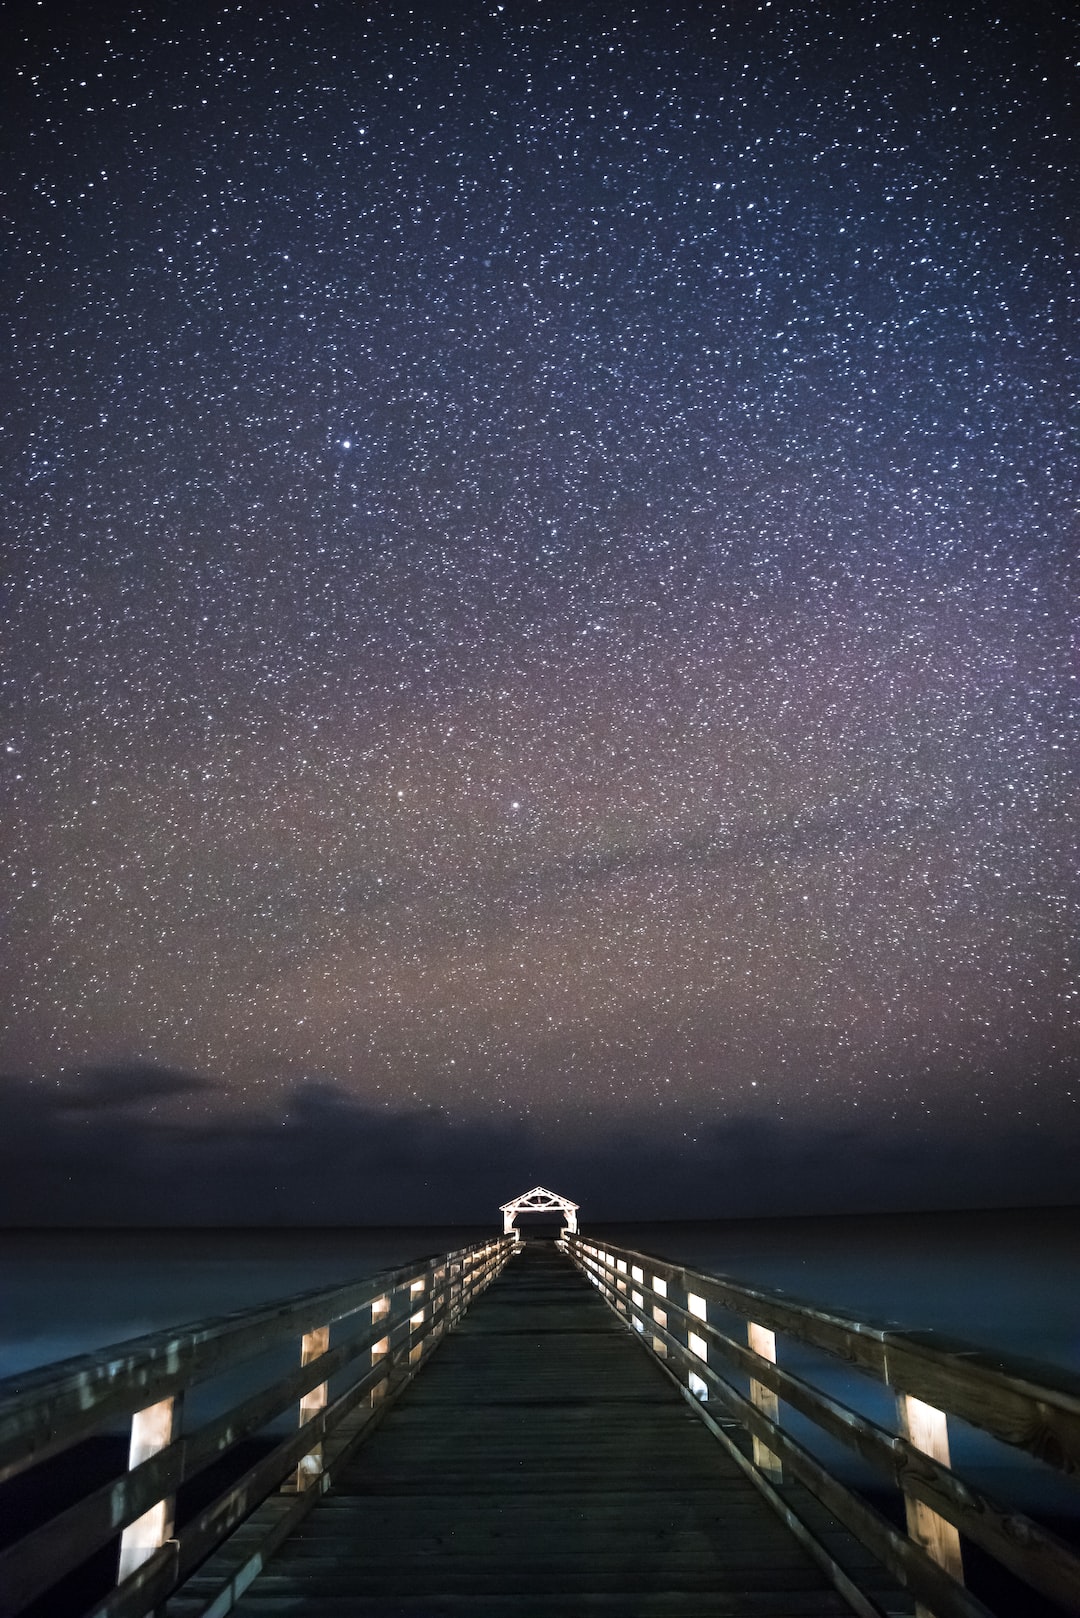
xmin=1 ymin=1065 xmax=1074 ymax=1227
xmin=53 ymin=1064 xmax=214 ymax=1111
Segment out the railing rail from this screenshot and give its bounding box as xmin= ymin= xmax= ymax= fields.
xmin=565 ymin=1233 xmax=1080 ymax=1618
xmin=0 ymin=1235 xmax=514 ymax=1618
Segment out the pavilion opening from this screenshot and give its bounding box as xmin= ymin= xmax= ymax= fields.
xmin=499 ymin=1185 xmax=579 ymax=1241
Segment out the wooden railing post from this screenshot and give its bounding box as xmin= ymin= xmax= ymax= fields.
xmin=288 ymin=1325 xmax=330 ymax=1491
xmin=409 ymin=1277 xmax=427 ymax=1365
xmin=117 ymin=1394 xmax=182 ymax=1582
xmin=430 ymin=1265 xmax=446 ymax=1340
xmin=370 ymin=1292 xmax=391 ymax=1405
xmin=630 ymin=1266 xmax=646 ymax=1335
xmin=897 ymin=1392 xmax=964 ymax=1617
xmin=615 ymin=1257 xmax=629 ymax=1313
xmin=747 ymin=1322 xmax=783 ymax=1482
xmin=650 ymin=1273 xmax=668 ymax=1355
xmin=685 ymin=1292 xmax=711 ymax=1401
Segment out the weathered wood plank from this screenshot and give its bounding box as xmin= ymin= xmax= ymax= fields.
xmin=172 ymin=1590 xmax=853 ymax=1616
xmin=217 ymin=1568 xmax=843 ymax=1592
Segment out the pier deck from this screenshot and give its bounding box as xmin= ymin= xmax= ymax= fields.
xmin=187 ymin=1243 xmax=853 ymax=1616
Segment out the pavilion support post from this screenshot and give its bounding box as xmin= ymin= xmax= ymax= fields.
xmin=897 ymin=1392 xmax=964 ymax=1617
xmin=117 ymin=1394 xmax=182 ymax=1582
xmin=747 ymin=1322 xmax=783 ymax=1482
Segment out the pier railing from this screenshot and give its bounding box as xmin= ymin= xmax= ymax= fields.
xmin=0 ymin=1235 xmax=513 ymax=1618
xmin=565 ymin=1233 xmax=1080 ymax=1618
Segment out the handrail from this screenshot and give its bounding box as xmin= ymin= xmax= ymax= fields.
xmin=564 ymin=1233 xmax=1080 ymax=1618
xmin=579 ymin=1238 xmax=1080 ymax=1470
xmin=0 ymin=1235 xmax=515 ymax=1618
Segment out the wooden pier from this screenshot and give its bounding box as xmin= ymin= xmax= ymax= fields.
xmin=175 ymin=1241 xmax=855 ymax=1616
xmin=2 ymin=1192 xmax=1079 ymax=1618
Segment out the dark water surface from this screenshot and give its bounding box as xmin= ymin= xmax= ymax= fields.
xmin=0 ymin=1224 xmax=493 ymax=1376
xmin=2 ymin=1207 xmax=1077 ymax=1376
xmin=592 ymin=1205 xmax=1080 ymax=1368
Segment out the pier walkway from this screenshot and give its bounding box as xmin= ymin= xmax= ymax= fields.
xmin=3 ymin=1191 xmax=1080 ymax=1618
xmin=192 ymin=1240 xmax=853 ymax=1616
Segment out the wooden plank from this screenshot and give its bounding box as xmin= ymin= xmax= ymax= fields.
xmin=884 ymin=1334 xmax=1080 ymax=1476
xmin=217 ymin=1569 xmax=840 ymax=1593
xmin=172 ymin=1590 xmax=853 ymax=1616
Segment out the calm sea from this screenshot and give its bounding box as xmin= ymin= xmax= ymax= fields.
xmin=4 ymin=1207 xmax=1076 ymax=1376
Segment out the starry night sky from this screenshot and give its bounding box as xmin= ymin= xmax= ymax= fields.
xmin=2 ymin=0 xmax=1076 ymax=1221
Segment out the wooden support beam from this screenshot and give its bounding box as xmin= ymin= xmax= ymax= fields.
xmin=898 ymin=1392 xmax=964 ymax=1618
xmin=117 ymin=1395 xmax=181 ymax=1583
xmin=748 ymin=1322 xmax=783 ymax=1482
xmin=289 ymin=1325 xmax=330 ymax=1491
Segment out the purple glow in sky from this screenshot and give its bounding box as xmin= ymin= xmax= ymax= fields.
xmin=2 ymin=0 xmax=1074 ymax=1219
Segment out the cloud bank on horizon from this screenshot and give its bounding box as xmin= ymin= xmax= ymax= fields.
xmin=1 ymin=1063 xmax=1073 ymax=1225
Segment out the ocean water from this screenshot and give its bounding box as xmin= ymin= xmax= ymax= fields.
xmin=590 ymin=1205 xmax=1080 ymax=1370
xmin=7 ymin=1207 xmax=1075 ymax=1377
xmin=0 ymin=1224 xmax=495 ymax=1378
